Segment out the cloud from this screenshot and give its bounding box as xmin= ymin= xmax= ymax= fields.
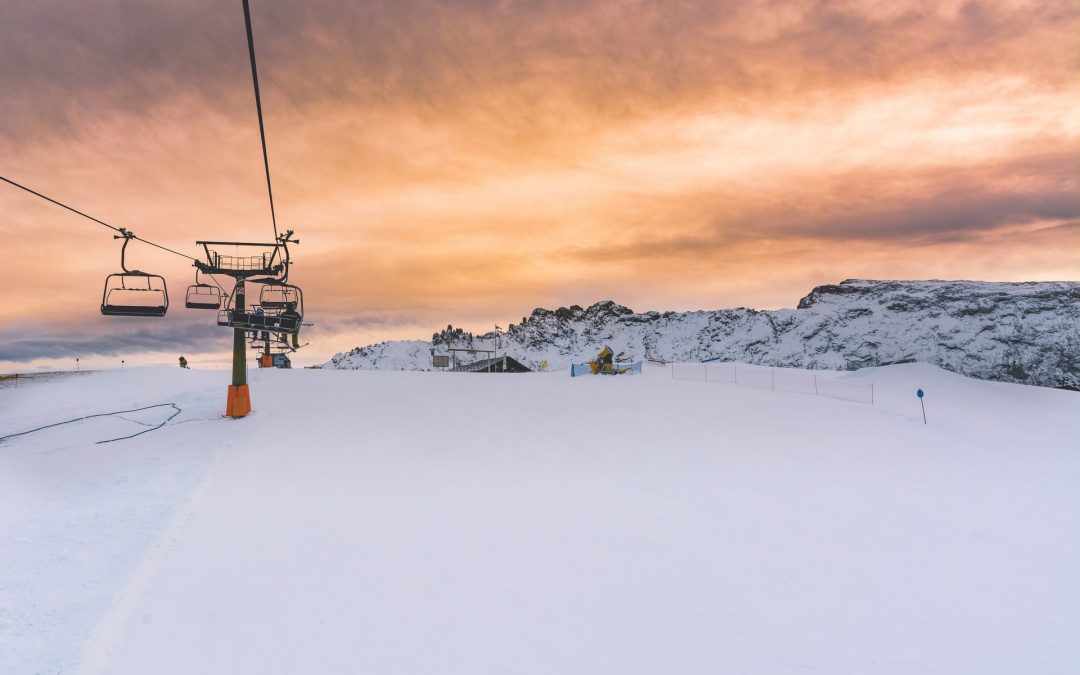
xmin=0 ymin=316 xmax=230 ymax=361
xmin=1 ymin=0 xmax=1077 ymax=364
xmin=2 ymin=1 xmax=1075 ymax=143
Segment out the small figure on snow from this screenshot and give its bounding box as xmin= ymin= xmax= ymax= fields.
xmin=178 ymin=355 xmax=189 ymax=369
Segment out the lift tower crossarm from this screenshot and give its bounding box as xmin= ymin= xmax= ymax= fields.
xmin=196 ymin=240 xmax=282 ymax=247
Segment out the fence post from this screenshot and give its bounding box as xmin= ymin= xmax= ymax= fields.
xmin=871 ymin=383 xmax=874 ymax=405
xmin=704 ymin=365 xmax=708 ymax=383
xmin=813 ymin=374 xmax=818 ymax=395
xmin=771 ymin=370 xmax=775 ymax=391
xmin=733 ymin=365 xmax=737 ymax=385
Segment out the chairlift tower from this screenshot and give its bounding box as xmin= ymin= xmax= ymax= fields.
xmin=194 ymin=231 xmax=300 ymax=417
xmin=1 ymin=0 xmax=307 ymax=417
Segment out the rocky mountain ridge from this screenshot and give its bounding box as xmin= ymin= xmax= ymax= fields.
xmin=326 ymin=280 xmax=1080 ymax=388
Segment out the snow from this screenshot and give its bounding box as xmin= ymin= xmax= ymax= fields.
xmin=326 ymin=338 xmax=436 ymax=372
xmin=2 ymin=363 xmax=1078 ymax=674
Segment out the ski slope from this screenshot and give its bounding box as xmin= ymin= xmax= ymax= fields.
xmin=1 ymin=364 xmax=1077 ymax=674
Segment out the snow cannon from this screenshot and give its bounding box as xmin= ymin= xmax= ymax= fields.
xmin=571 ymin=346 xmax=643 ymax=376
xmin=589 ymin=346 xmax=616 ymax=374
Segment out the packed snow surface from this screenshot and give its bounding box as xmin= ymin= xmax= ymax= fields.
xmin=1 ymin=364 xmax=1078 ymax=674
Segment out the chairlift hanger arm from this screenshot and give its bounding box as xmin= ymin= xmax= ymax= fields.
xmin=118 ymin=229 xmax=136 ymax=273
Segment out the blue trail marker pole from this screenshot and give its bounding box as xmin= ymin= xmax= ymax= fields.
xmin=917 ymin=388 xmax=926 ymax=424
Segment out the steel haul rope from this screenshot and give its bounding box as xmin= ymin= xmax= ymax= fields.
xmin=0 ymin=175 xmax=233 ymax=295
xmin=0 ymin=175 xmax=196 ymax=262
xmin=242 ymin=0 xmax=280 ymax=243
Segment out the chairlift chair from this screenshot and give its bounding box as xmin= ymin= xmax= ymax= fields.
xmin=218 ymin=303 xmax=302 ymax=335
xmin=100 ymin=230 xmax=168 ymax=317
xmin=219 ymin=308 xmax=302 ymax=334
xmin=101 ymin=272 xmax=169 ymax=317
xmin=219 ymin=282 xmax=303 ymax=334
xmin=259 ymin=282 xmax=301 ymax=310
xmin=185 ymin=271 xmax=223 ymax=310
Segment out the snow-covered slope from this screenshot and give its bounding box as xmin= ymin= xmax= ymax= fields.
xmin=323 ymin=339 xmax=434 ymax=372
xmin=327 ymin=280 xmax=1080 ymax=388
xmin=3 ymin=365 xmax=1079 ymax=673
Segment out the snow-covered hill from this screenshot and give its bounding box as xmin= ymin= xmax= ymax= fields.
xmin=327 ymin=279 xmax=1080 ymax=388
xmin=3 ymin=364 xmax=1079 ymax=673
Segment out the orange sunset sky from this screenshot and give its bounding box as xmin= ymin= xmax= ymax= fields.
xmin=1 ymin=0 xmax=1078 ymax=370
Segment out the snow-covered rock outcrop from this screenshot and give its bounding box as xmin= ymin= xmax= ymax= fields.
xmin=326 ymin=280 xmax=1080 ymax=388
xmin=324 ymin=339 xmax=434 ymax=372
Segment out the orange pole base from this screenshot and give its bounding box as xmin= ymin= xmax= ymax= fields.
xmin=226 ymin=384 xmax=251 ymax=418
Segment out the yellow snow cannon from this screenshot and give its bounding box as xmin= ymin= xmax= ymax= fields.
xmin=589 ymin=346 xmax=627 ymax=374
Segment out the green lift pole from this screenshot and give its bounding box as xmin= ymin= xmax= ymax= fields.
xmin=226 ymin=280 xmax=251 ymax=416
xmin=233 ymin=328 xmax=247 ymax=386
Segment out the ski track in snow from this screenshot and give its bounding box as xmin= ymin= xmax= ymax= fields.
xmin=77 ymin=437 xmax=225 ymax=675
xmin=0 ymin=369 xmax=225 ymax=674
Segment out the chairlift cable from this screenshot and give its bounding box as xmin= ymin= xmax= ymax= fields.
xmin=241 ymin=0 xmax=280 ymax=242
xmin=200 ymin=269 xmax=231 ymax=296
xmin=1 ymin=175 xmax=121 ymax=233
xmin=0 ymin=175 xmax=198 ymax=262
xmin=131 ymin=235 xmax=198 ymax=262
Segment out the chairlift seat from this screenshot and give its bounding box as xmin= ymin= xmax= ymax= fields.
xmin=185 ymin=283 xmax=223 ymax=310
xmin=101 ymin=303 xmax=168 ymax=317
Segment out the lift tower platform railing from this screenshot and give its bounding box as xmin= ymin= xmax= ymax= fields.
xmin=194 ymin=232 xmax=300 ymax=418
